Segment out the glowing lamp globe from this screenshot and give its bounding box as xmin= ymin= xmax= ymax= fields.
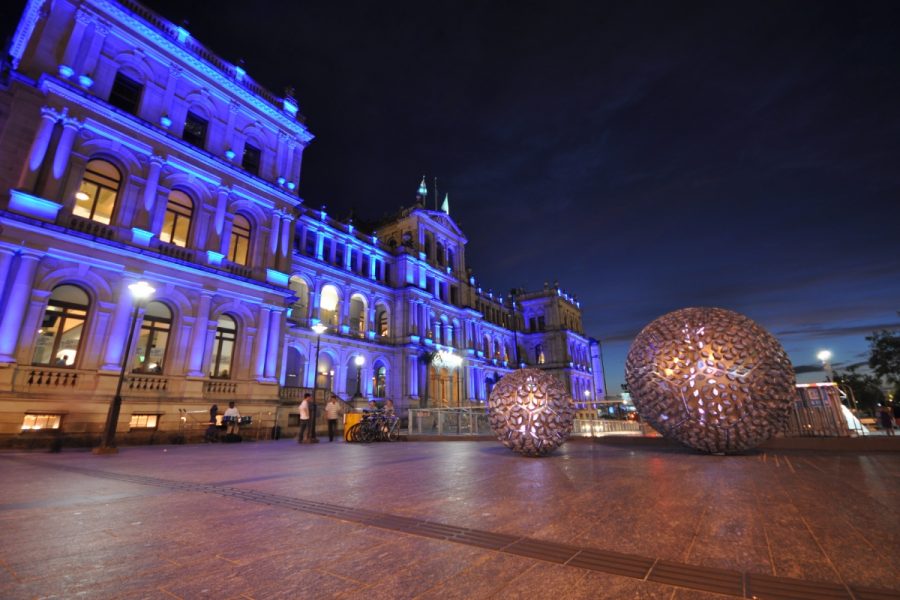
xmin=625 ymin=307 xmax=795 ymax=454
xmin=488 ymin=368 xmax=575 ymax=457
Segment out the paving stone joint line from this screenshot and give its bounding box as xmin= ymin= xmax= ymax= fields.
xmin=5 ymin=455 xmax=898 ymax=599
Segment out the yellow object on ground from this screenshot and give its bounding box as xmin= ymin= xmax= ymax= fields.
xmin=343 ymin=412 xmax=362 ymax=441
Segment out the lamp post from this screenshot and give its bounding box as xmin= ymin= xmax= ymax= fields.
xmin=308 ymin=322 xmax=326 ymax=442
xmin=817 ymin=350 xmax=833 ymax=382
xmin=95 ymin=281 xmax=155 ymax=454
xmin=353 ymin=354 xmax=365 ymax=400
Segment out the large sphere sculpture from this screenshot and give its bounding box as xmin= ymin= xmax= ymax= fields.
xmin=625 ymin=307 xmax=795 ymax=454
xmin=488 ymin=368 xmax=575 ymax=456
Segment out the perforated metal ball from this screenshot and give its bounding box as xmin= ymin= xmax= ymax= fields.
xmin=488 ymin=368 xmax=575 ymax=457
xmin=625 ymin=307 xmax=795 ymax=453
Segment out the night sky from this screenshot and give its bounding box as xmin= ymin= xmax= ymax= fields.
xmin=6 ymin=1 xmax=900 ymax=394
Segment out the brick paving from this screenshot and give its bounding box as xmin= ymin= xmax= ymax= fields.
xmin=1 ymin=439 xmax=899 ymax=599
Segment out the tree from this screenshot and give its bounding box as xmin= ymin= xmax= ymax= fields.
xmin=833 ymin=367 xmax=885 ymax=415
xmin=867 ymin=330 xmax=900 ymax=384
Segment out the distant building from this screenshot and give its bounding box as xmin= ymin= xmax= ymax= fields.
xmin=0 ymin=0 xmax=604 ymax=445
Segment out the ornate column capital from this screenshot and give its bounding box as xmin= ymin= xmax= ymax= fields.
xmin=74 ymin=6 xmax=94 ymax=24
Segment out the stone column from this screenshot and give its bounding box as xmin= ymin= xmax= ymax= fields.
xmin=269 ymin=209 xmax=281 ymax=264
xmin=265 ymin=309 xmax=282 ymax=379
xmin=79 ymin=21 xmax=109 ymax=82
xmin=0 ymin=254 xmax=39 ymax=363
xmin=99 ymin=278 xmax=139 ymax=371
xmin=60 ymin=8 xmax=92 ymax=76
xmin=275 ymin=132 xmax=287 ymax=181
xmin=224 ymin=102 xmax=239 ymax=158
xmin=344 ymin=244 xmax=353 ymax=270
xmin=141 ymin=155 xmax=164 ymax=217
xmin=19 ymin=107 xmax=59 ymax=189
xmin=206 ymin=186 xmax=228 ymax=253
xmin=289 ymin=141 xmax=303 ymax=190
xmin=219 ymin=216 xmax=234 ymax=257
xmin=252 ymin=307 xmax=270 ymax=380
xmin=47 ymin=116 xmax=80 ymax=185
xmin=186 ymin=292 xmax=212 ymax=376
xmin=0 ymin=249 xmax=16 ymax=307
xmin=279 ymin=212 xmax=293 ymax=272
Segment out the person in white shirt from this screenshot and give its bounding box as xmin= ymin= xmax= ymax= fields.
xmin=325 ymin=395 xmax=343 ymax=442
xmin=298 ymin=393 xmax=311 ymax=443
xmin=223 ymin=402 xmax=241 ymax=436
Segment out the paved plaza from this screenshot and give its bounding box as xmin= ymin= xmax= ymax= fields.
xmin=1 ymin=438 xmax=899 ymax=599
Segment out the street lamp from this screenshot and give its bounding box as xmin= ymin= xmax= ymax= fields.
xmin=307 ymin=322 xmax=327 ymax=442
xmin=817 ymin=350 xmax=833 ymax=382
xmin=95 ymin=280 xmax=155 ymax=454
xmin=353 ymin=354 xmax=365 ymax=399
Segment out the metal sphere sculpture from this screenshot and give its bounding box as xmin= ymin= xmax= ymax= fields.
xmin=625 ymin=307 xmax=795 ymax=454
xmin=488 ymin=368 xmax=575 ymax=457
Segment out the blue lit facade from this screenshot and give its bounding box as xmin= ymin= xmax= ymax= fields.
xmin=0 ymin=0 xmax=604 ymax=444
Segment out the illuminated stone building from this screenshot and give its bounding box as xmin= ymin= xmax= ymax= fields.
xmin=0 ymin=0 xmax=604 ymax=444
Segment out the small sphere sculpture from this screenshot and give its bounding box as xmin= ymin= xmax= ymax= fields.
xmin=488 ymin=368 xmax=575 ymax=456
xmin=625 ymin=307 xmax=795 ymax=454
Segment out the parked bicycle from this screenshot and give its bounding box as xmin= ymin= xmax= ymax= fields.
xmin=347 ymin=409 xmax=400 ymax=442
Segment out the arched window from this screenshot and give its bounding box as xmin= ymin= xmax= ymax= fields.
xmin=209 ymin=315 xmax=236 ymax=378
xmin=229 ymin=214 xmax=251 ymax=266
xmin=74 ymin=159 xmax=120 ymax=224
xmin=536 ymin=344 xmax=545 ymax=365
xmin=32 ymin=285 xmax=89 ymax=367
xmin=288 ymin=277 xmax=309 ymax=323
xmin=374 ymin=363 xmax=387 ymax=398
xmin=319 ymin=284 xmax=339 ymax=326
xmin=349 ymin=294 xmax=366 ymax=336
xmin=133 ymin=301 xmax=171 ymax=373
xmin=375 ymin=305 xmax=389 ymax=337
xmin=493 ymin=339 xmax=502 ymax=359
xmin=160 ymin=190 xmax=193 ymax=247
xmin=316 ymin=353 xmax=334 ymax=390
xmin=285 ymin=347 xmax=305 ymax=388
xmin=482 ymin=335 xmax=490 ymax=356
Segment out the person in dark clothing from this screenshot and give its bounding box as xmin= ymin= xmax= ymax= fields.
xmin=205 ymin=404 xmax=219 ymax=442
xmin=880 ymin=405 xmax=895 ymax=436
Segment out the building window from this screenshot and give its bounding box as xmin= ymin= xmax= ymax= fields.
xmin=108 ymin=71 xmax=143 ymax=114
xmin=182 ymin=111 xmax=208 ymax=148
xmin=74 ymin=159 xmax=120 ymax=224
xmin=32 ymin=285 xmax=89 ymax=367
xmin=335 ymin=243 xmax=344 ymax=267
xmin=537 ymin=316 xmax=546 ymax=331
xmin=160 ymin=190 xmax=193 ymax=247
xmin=21 ymin=414 xmax=62 ymax=430
xmin=374 ymin=364 xmax=386 ymax=398
xmin=319 ymin=285 xmax=339 ymax=326
xmin=288 ymin=277 xmax=309 ymax=323
xmin=133 ymin=301 xmax=171 ymax=373
xmin=536 ymin=344 xmax=545 ymax=365
xmin=209 ymin=315 xmax=236 ymax=378
xmin=242 ymin=143 xmax=261 ymax=176
xmin=129 ymin=414 xmax=159 ymax=429
xmin=304 ymin=232 xmax=316 ymax=256
xmin=229 ymin=214 xmax=251 ymax=265
xmin=376 ymin=306 xmax=389 ymax=337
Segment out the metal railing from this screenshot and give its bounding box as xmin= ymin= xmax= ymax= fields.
xmin=407 ymin=408 xmax=643 ymax=437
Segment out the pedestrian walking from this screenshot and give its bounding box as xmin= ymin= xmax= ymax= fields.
xmin=204 ymin=404 xmax=219 ymax=442
xmin=880 ymin=405 xmax=895 ymax=436
xmin=298 ymin=393 xmax=311 ymax=443
xmin=325 ymin=395 xmax=342 ymax=442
